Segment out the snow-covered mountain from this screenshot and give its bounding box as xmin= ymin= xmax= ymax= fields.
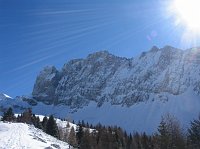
xmin=0 ymin=122 xmax=70 ymax=149
xmin=0 ymin=93 xmax=12 ymax=100
xmin=1 ymin=45 xmax=200 ymax=133
xmin=32 ymin=46 xmax=200 ymax=107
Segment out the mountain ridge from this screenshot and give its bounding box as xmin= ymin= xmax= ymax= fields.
xmin=32 ymin=46 xmax=200 ymax=108
xmin=1 ymin=45 xmax=200 ymax=133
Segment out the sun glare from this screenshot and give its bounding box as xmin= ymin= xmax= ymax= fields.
xmin=172 ymin=0 xmax=200 ymax=32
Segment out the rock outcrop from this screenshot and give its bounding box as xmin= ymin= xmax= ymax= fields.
xmin=32 ymin=46 xmax=200 ymax=108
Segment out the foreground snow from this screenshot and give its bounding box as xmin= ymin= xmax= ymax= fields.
xmin=0 ymin=122 xmax=70 ymax=149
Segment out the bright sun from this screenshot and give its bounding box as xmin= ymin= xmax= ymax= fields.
xmin=172 ymin=0 xmax=200 ymax=32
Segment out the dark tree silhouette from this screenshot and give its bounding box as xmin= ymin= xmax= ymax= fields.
xmin=2 ymin=107 xmax=15 ymax=122
xmin=188 ymin=115 xmax=200 ymax=148
xmin=46 ymin=115 xmax=59 ymax=138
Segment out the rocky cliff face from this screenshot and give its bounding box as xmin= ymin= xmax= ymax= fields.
xmin=32 ymin=46 xmax=200 ymax=108
xmin=32 ymin=66 xmax=61 ymax=105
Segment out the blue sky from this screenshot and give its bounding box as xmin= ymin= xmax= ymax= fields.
xmin=0 ymin=0 xmax=199 ymax=97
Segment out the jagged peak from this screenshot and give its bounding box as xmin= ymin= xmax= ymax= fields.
xmin=158 ymin=45 xmax=183 ymax=56
xmin=161 ymin=45 xmax=181 ymax=51
xmin=87 ymin=50 xmax=113 ymax=59
xmin=66 ymin=58 xmax=83 ymax=66
xmin=92 ymin=50 xmax=110 ymax=55
xmin=43 ymin=65 xmax=57 ymax=71
xmin=39 ymin=65 xmax=58 ymax=75
xmin=150 ymin=46 xmax=160 ymax=52
xmin=163 ymin=45 xmax=176 ymax=49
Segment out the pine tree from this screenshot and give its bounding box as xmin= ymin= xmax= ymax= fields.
xmin=81 ymin=120 xmax=85 ymax=127
xmin=68 ymin=127 xmax=77 ymax=147
xmin=31 ymin=114 xmax=37 ymax=126
xmin=46 ymin=115 xmax=59 ymax=138
xmin=67 ymin=121 xmax=70 ymax=128
xmin=42 ymin=116 xmax=48 ymax=131
xmin=2 ymin=107 xmax=15 ymax=122
xmin=188 ymin=115 xmax=200 ymax=148
xmin=127 ymin=133 xmax=133 ymax=149
xmin=16 ymin=114 xmax=22 ymax=122
xmin=157 ymin=117 xmax=169 ymax=149
xmin=35 ymin=116 xmax=42 ymax=129
xmin=76 ymin=124 xmax=83 ymax=146
xmin=141 ymin=132 xmax=150 ymax=149
xmin=157 ymin=114 xmax=186 ymax=149
xmin=21 ymin=108 xmax=32 ymax=124
xmin=133 ymin=132 xmax=141 ymax=149
xmin=82 ymin=129 xmax=98 ymax=149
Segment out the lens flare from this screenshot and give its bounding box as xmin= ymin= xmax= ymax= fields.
xmin=173 ymin=0 xmax=200 ymax=32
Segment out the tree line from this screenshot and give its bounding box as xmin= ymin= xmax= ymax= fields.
xmin=1 ymin=107 xmax=200 ymax=149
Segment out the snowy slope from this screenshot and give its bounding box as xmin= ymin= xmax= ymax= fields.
xmin=0 ymin=93 xmax=12 ymax=100
xmin=0 ymin=122 xmax=70 ymax=149
xmin=1 ymin=88 xmax=200 ymax=134
xmin=70 ymin=88 xmax=200 ymax=133
xmin=30 ymin=87 xmax=200 ymax=134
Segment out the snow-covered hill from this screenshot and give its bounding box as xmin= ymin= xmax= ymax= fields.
xmin=0 ymin=122 xmax=70 ymax=149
